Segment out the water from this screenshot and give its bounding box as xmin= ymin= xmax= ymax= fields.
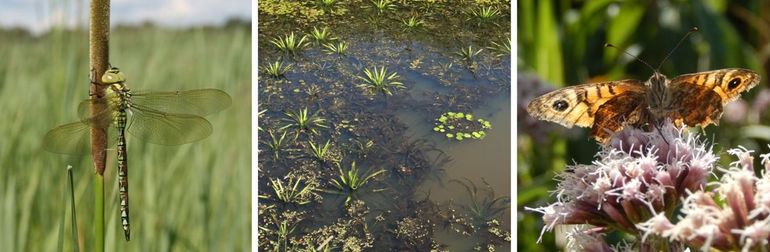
xmin=406 ymin=95 xmax=511 ymax=251
xmin=258 ymin=1 xmax=511 ymax=249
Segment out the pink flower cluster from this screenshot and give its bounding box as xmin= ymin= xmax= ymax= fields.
xmin=638 ymin=147 xmax=770 ymax=252
xmin=530 ymin=120 xmax=770 ymax=251
xmin=528 ymin=122 xmax=715 ymax=236
xmin=527 ymin=122 xmax=725 ymax=251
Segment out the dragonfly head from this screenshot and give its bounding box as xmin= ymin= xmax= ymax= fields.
xmin=102 ymin=67 xmax=126 ymax=84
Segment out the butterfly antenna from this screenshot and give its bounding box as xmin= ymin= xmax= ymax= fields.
xmin=657 ymin=27 xmax=699 ymax=72
xmin=605 ymin=43 xmax=656 ymax=73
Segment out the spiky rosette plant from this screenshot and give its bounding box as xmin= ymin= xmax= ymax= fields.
xmin=432 ymin=111 xmax=492 ymax=141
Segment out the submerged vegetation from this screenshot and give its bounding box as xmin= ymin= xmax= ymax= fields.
xmin=329 ymin=161 xmax=386 ymax=205
xmin=455 ymin=45 xmax=484 ymax=63
xmin=322 ymin=41 xmax=348 ymax=55
xmin=452 ymin=178 xmax=509 ymax=226
xmin=488 ymin=38 xmax=511 ymax=57
xmin=259 ymin=0 xmax=510 ymax=250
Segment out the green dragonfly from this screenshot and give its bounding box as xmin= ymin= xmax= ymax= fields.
xmin=43 ymin=67 xmax=231 ymax=241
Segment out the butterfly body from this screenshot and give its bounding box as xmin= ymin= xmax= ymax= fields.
xmin=527 ymin=68 xmax=760 ymax=143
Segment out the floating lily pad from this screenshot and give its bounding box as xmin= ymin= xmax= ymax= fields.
xmin=433 ymin=111 xmax=492 ymax=142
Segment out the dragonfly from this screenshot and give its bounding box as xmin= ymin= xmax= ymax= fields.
xmin=43 ymin=67 xmax=231 ymax=241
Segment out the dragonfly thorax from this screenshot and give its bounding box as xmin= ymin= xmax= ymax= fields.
xmin=107 ymin=83 xmax=132 ymax=111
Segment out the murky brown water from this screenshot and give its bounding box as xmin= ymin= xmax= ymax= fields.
xmin=399 ymin=95 xmax=511 ymax=250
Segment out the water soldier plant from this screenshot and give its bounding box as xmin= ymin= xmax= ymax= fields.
xmin=322 ymin=41 xmax=348 ymax=55
xmin=270 ymin=32 xmax=309 ymax=56
xmin=370 ymin=0 xmax=396 ymax=14
xmin=455 ymin=45 xmax=483 ymax=63
xmin=328 ymin=161 xmax=386 ymax=205
xmin=263 ymin=60 xmax=292 ymax=78
xmin=270 ymin=177 xmax=316 ymax=205
xmin=357 ymin=66 xmax=405 ymax=96
xmin=308 ymin=139 xmax=340 ymax=165
xmin=487 ymin=38 xmax=511 ymax=58
xmin=280 ymin=107 xmax=329 ymax=140
xmin=468 ymin=6 xmax=500 ymax=26
xmin=401 ymin=16 xmax=425 ymax=32
xmin=309 ymin=26 xmax=337 ymax=44
xmin=433 ymin=111 xmax=491 ymax=141
xmin=261 ymin=129 xmax=289 ymax=160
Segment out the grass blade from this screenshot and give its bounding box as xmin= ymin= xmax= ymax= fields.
xmin=67 ymin=166 xmax=80 ymax=252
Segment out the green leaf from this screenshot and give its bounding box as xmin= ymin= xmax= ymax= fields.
xmin=534 ymin=0 xmax=564 ymax=84
xmin=605 ymin=2 xmax=646 ymax=63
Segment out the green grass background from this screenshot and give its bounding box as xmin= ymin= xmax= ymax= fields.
xmin=0 ymin=23 xmax=251 ymax=251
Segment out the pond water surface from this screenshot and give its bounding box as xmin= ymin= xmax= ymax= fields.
xmin=258 ymin=2 xmax=510 ymax=250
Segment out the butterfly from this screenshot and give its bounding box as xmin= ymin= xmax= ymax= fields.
xmin=526 ymin=68 xmax=760 ymax=143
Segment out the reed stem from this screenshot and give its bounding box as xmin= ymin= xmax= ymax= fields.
xmin=89 ymin=0 xmax=110 ymax=250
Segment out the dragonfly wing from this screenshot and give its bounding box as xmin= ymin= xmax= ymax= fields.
xmin=126 ymin=106 xmax=213 ymax=145
xmin=131 ymin=89 xmax=232 ymax=116
xmin=45 ymin=97 xmax=118 ymax=155
xmin=77 ymin=98 xmax=115 ymax=122
xmin=43 ymin=121 xmax=91 ymax=154
xmin=43 ymin=121 xmax=117 ymax=155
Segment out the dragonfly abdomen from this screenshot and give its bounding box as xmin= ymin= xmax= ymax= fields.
xmin=116 ymin=109 xmax=131 ymax=241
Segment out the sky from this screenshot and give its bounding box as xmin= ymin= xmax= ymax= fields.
xmin=0 ymin=0 xmax=251 ymax=34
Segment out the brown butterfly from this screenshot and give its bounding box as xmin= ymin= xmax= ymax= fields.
xmin=526 ymin=68 xmax=760 ymax=143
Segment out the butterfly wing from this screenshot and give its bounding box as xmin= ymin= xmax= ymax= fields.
xmin=667 ymin=68 xmax=760 ymax=127
xmin=590 ymin=91 xmax=649 ymax=143
xmin=526 ymin=80 xmax=646 ymax=127
xmin=527 ymin=80 xmax=648 ymax=143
